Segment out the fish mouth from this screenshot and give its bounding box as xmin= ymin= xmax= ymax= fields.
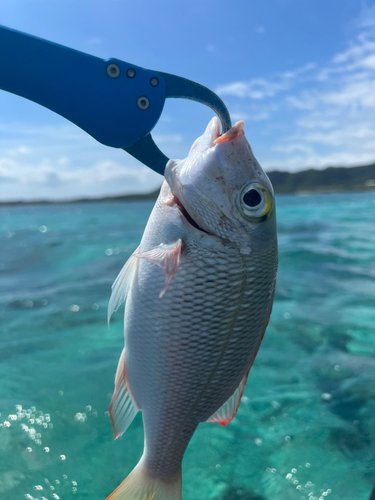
xmin=171 ymin=192 xmax=210 ymax=234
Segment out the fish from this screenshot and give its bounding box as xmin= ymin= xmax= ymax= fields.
xmin=106 ymin=117 xmax=278 ymax=500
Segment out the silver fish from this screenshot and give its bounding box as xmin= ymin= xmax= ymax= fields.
xmin=106 ymin=118 xmax=278 ymax=500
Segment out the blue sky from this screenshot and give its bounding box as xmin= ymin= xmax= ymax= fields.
xmin=1 ymin=0 xmax=375 ymax=200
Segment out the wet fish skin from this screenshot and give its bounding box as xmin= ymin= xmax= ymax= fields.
xmin=106 ymin=118 xmax=278 ymax=500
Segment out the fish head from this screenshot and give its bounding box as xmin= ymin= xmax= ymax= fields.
xmin=164 ymin=117 xmax=276 ymax=254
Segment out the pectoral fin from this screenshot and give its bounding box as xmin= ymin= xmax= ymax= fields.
xmin=206 ymin=367 xmax=250 ymax=426
xmin=137 ymin=239 xmax=184 ymax=298
xmin=108 ymin=247 xmax=140 ymax=325
xmin=109 ymin=348 xmax=139 ymax=439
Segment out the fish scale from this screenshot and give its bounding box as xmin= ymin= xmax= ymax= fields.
xmin=106 ymin=118 xmax=277 ymax=500
xmin=125 ymin=233 xmax=277 ymax=476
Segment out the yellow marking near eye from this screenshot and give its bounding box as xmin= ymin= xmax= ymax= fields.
xmin=260 ymin=188 xmax=272 ymax=217
xmin=262 ymin=192 xmax=272 ymax=217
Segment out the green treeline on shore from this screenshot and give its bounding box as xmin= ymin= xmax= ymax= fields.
xmin=268 ymin=163 xmax=375 ymax=195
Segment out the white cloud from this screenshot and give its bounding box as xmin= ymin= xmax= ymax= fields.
xmin=296 ymin=116 xmax=338 ymax=129
xmin=274 ymin=30 xmax=375 ymax=169
xmin=303 ymin=124 xmax=375 ymax=147
xmin=159 ymin=114 xmax=173 ymax=123
xmin=206 ymin=44 xmax=216 ymax=53
xmin=357 ymin=1 xmax=375 ymax=29
xmin=255 ymin=26 xmax=265 ymax=34
xmin=231 ymin=111 xmax=270 ymax=122
xmin=152 ymin=134 xmax=182 ymax=144
xmin=216 ymin=63 xmax=316 ymax=100
xmin=0 ymin=156 xmax=162 ymax=201
xmin=4 ymin=145 xmax=32 ymax=156
xmin=0 ymin=122 xmax=163 ymax=201
xmin=263 ymin=149 xmax=375 ymax=172
xmin=86 ymin=37 xmax=102 ymax=45
xmin=231 ymin=113 xmax=250 ymax=121
xmin=221 ymin=26 xmax=375 ymax=172
xmin=272 ymin=144 xmax=315 ymax=155
xmin=331 ymin=35 xmax=375 ymax=64
xmin=0 ymin=122 xmax=84 ymax=140
xmin=320 ymin=79 xmax=375 ymax=109
xmin=217 ymin=79 xmax=283 ymax=100
xmin=286 ymin=93 xmax=317 ymax=111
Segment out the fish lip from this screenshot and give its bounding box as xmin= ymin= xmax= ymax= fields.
xmin=171 ymin=192 xmax=211 ymax=234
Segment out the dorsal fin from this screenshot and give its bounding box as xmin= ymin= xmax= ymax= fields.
xmin=108 ymin=247 xmax=140 ymax=325
xmin=207 ymin=367 xmax=250 ymax=426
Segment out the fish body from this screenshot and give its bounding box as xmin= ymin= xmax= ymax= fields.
xmin=106 ymin=118 xmax=278 ymax=500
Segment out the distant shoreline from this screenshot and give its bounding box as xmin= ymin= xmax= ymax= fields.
xmin=1 ymin=163 xmax=375 ymax=206
xmin=0 ymin=189 xmax=161 ymax=207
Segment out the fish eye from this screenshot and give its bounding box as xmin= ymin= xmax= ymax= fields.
xmin=243 ymin=188 xmax=262 ymax=208
xmin=239 ymin=183 xmax=272 ymax=220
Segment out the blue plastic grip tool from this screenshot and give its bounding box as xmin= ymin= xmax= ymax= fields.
xmin=0 ymin=25 xmax=231 ymax=175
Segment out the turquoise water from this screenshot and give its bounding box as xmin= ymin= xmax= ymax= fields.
xmin=1 ymin=192 xmax=374 ymax=500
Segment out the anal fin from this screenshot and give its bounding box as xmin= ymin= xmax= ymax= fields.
xmin=207 ymin=306 xmax=272 ymax=427
xmin=109 ymin=348 xmax=139 ymax=439
xmin=207 ymin=367 xmax=250 ymax=426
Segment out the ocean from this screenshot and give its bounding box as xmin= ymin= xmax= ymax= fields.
xmin=0 ymin=191 xmax=374 ymax=500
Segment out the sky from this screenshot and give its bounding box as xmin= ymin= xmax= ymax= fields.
xmin=1 ymin=0 xmax=375 ymax=200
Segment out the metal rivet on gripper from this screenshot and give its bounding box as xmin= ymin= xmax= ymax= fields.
xmin=107 ymin=64 xmax=120 ymax=78
xmin=137 ymin=96 xmax=150 ymax=110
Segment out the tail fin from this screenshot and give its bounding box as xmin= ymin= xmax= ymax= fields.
xmin=106 ymin=460 xmax=182 ymax=500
